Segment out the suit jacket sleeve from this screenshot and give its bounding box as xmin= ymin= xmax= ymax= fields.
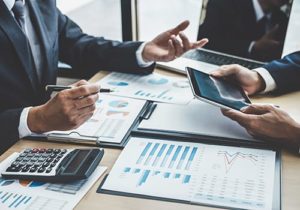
xmin=57 ymin=10 xmax=155 ymax=78
xmin=263 ymin=51 xmax=300 ymax=94
xmin=0 ymin=108 xmax=23 ymax=154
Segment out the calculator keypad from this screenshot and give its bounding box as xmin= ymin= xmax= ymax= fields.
xmin=5 ymin=148 xmax=71 ymax=176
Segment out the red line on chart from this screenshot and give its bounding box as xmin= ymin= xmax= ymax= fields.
xmin=217 ymin=151 xmax=258 ymax=173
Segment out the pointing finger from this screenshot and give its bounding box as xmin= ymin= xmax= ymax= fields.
xmin=169 ymin=20 xmax=190 ymax=35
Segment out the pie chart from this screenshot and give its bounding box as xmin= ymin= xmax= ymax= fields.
xmin=108 ymin=81 xmax=129 ymax=86
xmin=148 ymin=78 xmax=168 ymax=85
xmin=109 ymin=100 xmax=129 ymax=108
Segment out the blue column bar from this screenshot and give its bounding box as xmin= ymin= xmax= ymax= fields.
xmin=185 ymin=147 xmax=198 ymax=170
xmin=177 ymin=146 xmax=190 ymax=169
xmin=168 ymin=146 xmax=182 ymax=168
xmin=153 ymin=144 xmax=167 ymax=166
xmin=136 ymin=142 xmax=152 ymax=164
xmin=138 ymin=170 xmax=150 ymax=186
xmin=160 ymin=145 xmax=175 ymax=167
xmin=145 ymin=143 xmax=160 ymax=165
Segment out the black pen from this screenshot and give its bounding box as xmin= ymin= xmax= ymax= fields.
xmin=45 ymin=85 xmax=113 ymax=93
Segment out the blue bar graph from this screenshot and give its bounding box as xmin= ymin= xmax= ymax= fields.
xmin=160 ymin=145 xmax=175 ymax=167
xmin=185 ymin=147 xmax=198 ymax=170
xmin=152 ymin=144 xmax=167 ymax=166
xmin=145 ymin=143 xmax=160 ymax=165
xmin=168 ymin=146 xmax=182 ymax=168
xmin=136 ymin=142 xmax=152 ymax=164
xmin=177 ymin=146 xmax=190 ymax=169
xmin=0 ymin=191 xmax=32 ymax=208
xmin=138 ymin=170 xmax=150 ymax=186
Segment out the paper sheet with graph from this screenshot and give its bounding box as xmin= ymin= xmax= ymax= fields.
xmin=102 ymin=137 xmax=276 ymax=210
xmin=49 ymin=94 xmax=146 ymax=143
xmin=0 ymin=153 xmax=106 ymax=210
xmin=97 ymin=72 xmax=194 ymax=104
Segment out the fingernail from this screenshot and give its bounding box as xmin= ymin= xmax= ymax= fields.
xmin=240 ymin=106 xmax=248 ymax=112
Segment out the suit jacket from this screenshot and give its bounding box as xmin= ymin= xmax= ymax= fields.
xmin=264 ymin=52 xmax=300 ymax=94
xmin=0 ymin=0 xmax=154 ymax=154
xmin=197 ymin=0 xmax=288 ymax=61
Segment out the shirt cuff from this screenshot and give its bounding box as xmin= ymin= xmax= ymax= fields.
xmin=248 ymin=41 xmax=256 ymax=54
xmin=18 ymin=107 xmax=33 ymax=138
xmin=136 ymin=42 xmax=154 ymax=67
xmin=254 ymin=67 xmax=277 ymax=93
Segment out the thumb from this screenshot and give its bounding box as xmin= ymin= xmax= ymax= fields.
xmin=169 ymin=20 xmax=190 ymax=35
xmin=242 ymin=104 xmax=274 ymax=115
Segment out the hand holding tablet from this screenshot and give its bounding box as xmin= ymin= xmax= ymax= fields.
xmin=186 ymin=67 xmax=251 ymax=111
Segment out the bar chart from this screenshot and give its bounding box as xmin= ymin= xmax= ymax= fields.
xmin=102 ymin=137 xmax=277 ymax=210
xmin=122 ymin=167 xmax=192 ymax=187
xmin=0 ymin=191 xmax=32 ymax=209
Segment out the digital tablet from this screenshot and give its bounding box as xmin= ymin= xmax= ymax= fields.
xmin=186 ymin=67 xmax=251 ymax=111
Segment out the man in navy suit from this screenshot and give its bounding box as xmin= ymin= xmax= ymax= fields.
xmin=211 ymin=52 xmax=300 ymax=151
xmin=198 ymin=0 xmax=289 ymax=61
xmin=0 ymin=0 xmax=208 ymax=154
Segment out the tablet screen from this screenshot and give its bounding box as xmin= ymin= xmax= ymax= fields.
xmin=187 ymin=68 xmax=251 ymax=110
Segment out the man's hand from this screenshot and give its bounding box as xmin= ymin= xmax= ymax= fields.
xmin=252 ymin=25 xmax=282 ymax=61
xmin=210 ymin=64 xmax=265 ymax=95
xmin=28 ymin=80 xmax=100 ymax=133
xmin=222 ymin=104 xmax=300 ymax=150
xmin=142 ymin=20 xmax=208 ymax=62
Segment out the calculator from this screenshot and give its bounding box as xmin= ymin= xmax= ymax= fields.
xmin=1 ymin=148 xmax=104 ymax=182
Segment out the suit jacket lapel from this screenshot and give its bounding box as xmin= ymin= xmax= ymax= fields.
xmin=0 ymin=0 xmax=37 ymax=92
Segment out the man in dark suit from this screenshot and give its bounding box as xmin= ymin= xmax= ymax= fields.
xmin=198 ymin=0 xmax=289 ymax=61
xmin=210 ymin=52 xmax=300 ymax=151
xmin=0 ymin=0 xmax=208 ymax=154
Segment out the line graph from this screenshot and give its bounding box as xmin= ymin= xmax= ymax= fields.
xmin=217 ymin=151 xmax=258 ymax=173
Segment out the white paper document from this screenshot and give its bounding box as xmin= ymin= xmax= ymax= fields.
xmin=102 ymin=137 xmax=276 ymax=210
xmin=138 ymin=99 xmax=257 ymax=142
xmin=0 ymin=153 xmax=107 ymax=210
xmin=97 ymin=72 xmax=194 ymax=104
xmin=49 ymin=94 xmax=146 ymax=143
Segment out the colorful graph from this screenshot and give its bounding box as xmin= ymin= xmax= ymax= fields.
xmin=19 ymin=180 xmax=45 ymax=188
xmin=134 ymin=90 xmax=173 ymax=100
xmin=0 ymin=191 xmax=32 ymax=208
xmin=135 ymin=142 xmax=198 ymax=171
xmin=122 ymin=167 xmax=192 ymax=187
xmin=217 ymin=151 xmax=258 ymax=173
xmin=108 ymin=81 xmax=129 ymax=86
xmin=172 ymin=81 xmax=190 ymax=88
xmin=106 ymin=110 xmax=130 ymax=117
xmin=109 ymin=100 xmax=129 ymax=108
xmin=147 ymin=78 xmax=169 ymax=85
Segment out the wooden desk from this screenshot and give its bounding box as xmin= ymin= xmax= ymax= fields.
xmin=1 ymin=68 xmax=300 ymax=210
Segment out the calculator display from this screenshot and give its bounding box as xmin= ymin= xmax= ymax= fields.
xmin=64 ymin=150 xmax=89 ymax=173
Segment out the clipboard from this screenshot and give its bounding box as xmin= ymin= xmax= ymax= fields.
xmin=26 ymin=101 xmax=157 ymax=148
xmin=132 ymin=100 xmax=275 ymax=147
xmin=97 ymin=136 xmax=282 ymax=210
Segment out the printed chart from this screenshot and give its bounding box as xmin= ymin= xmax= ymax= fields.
xmin=98 ymin=72 xmax=194 ymax=104
xmin=50 ymin=95 xmax=146 ymax=143
xmin=102 ymin=138 xmax=276 ymax=210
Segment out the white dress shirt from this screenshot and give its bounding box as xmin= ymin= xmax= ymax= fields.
xmin=3 ymin=0 xmax=152 ymax=138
